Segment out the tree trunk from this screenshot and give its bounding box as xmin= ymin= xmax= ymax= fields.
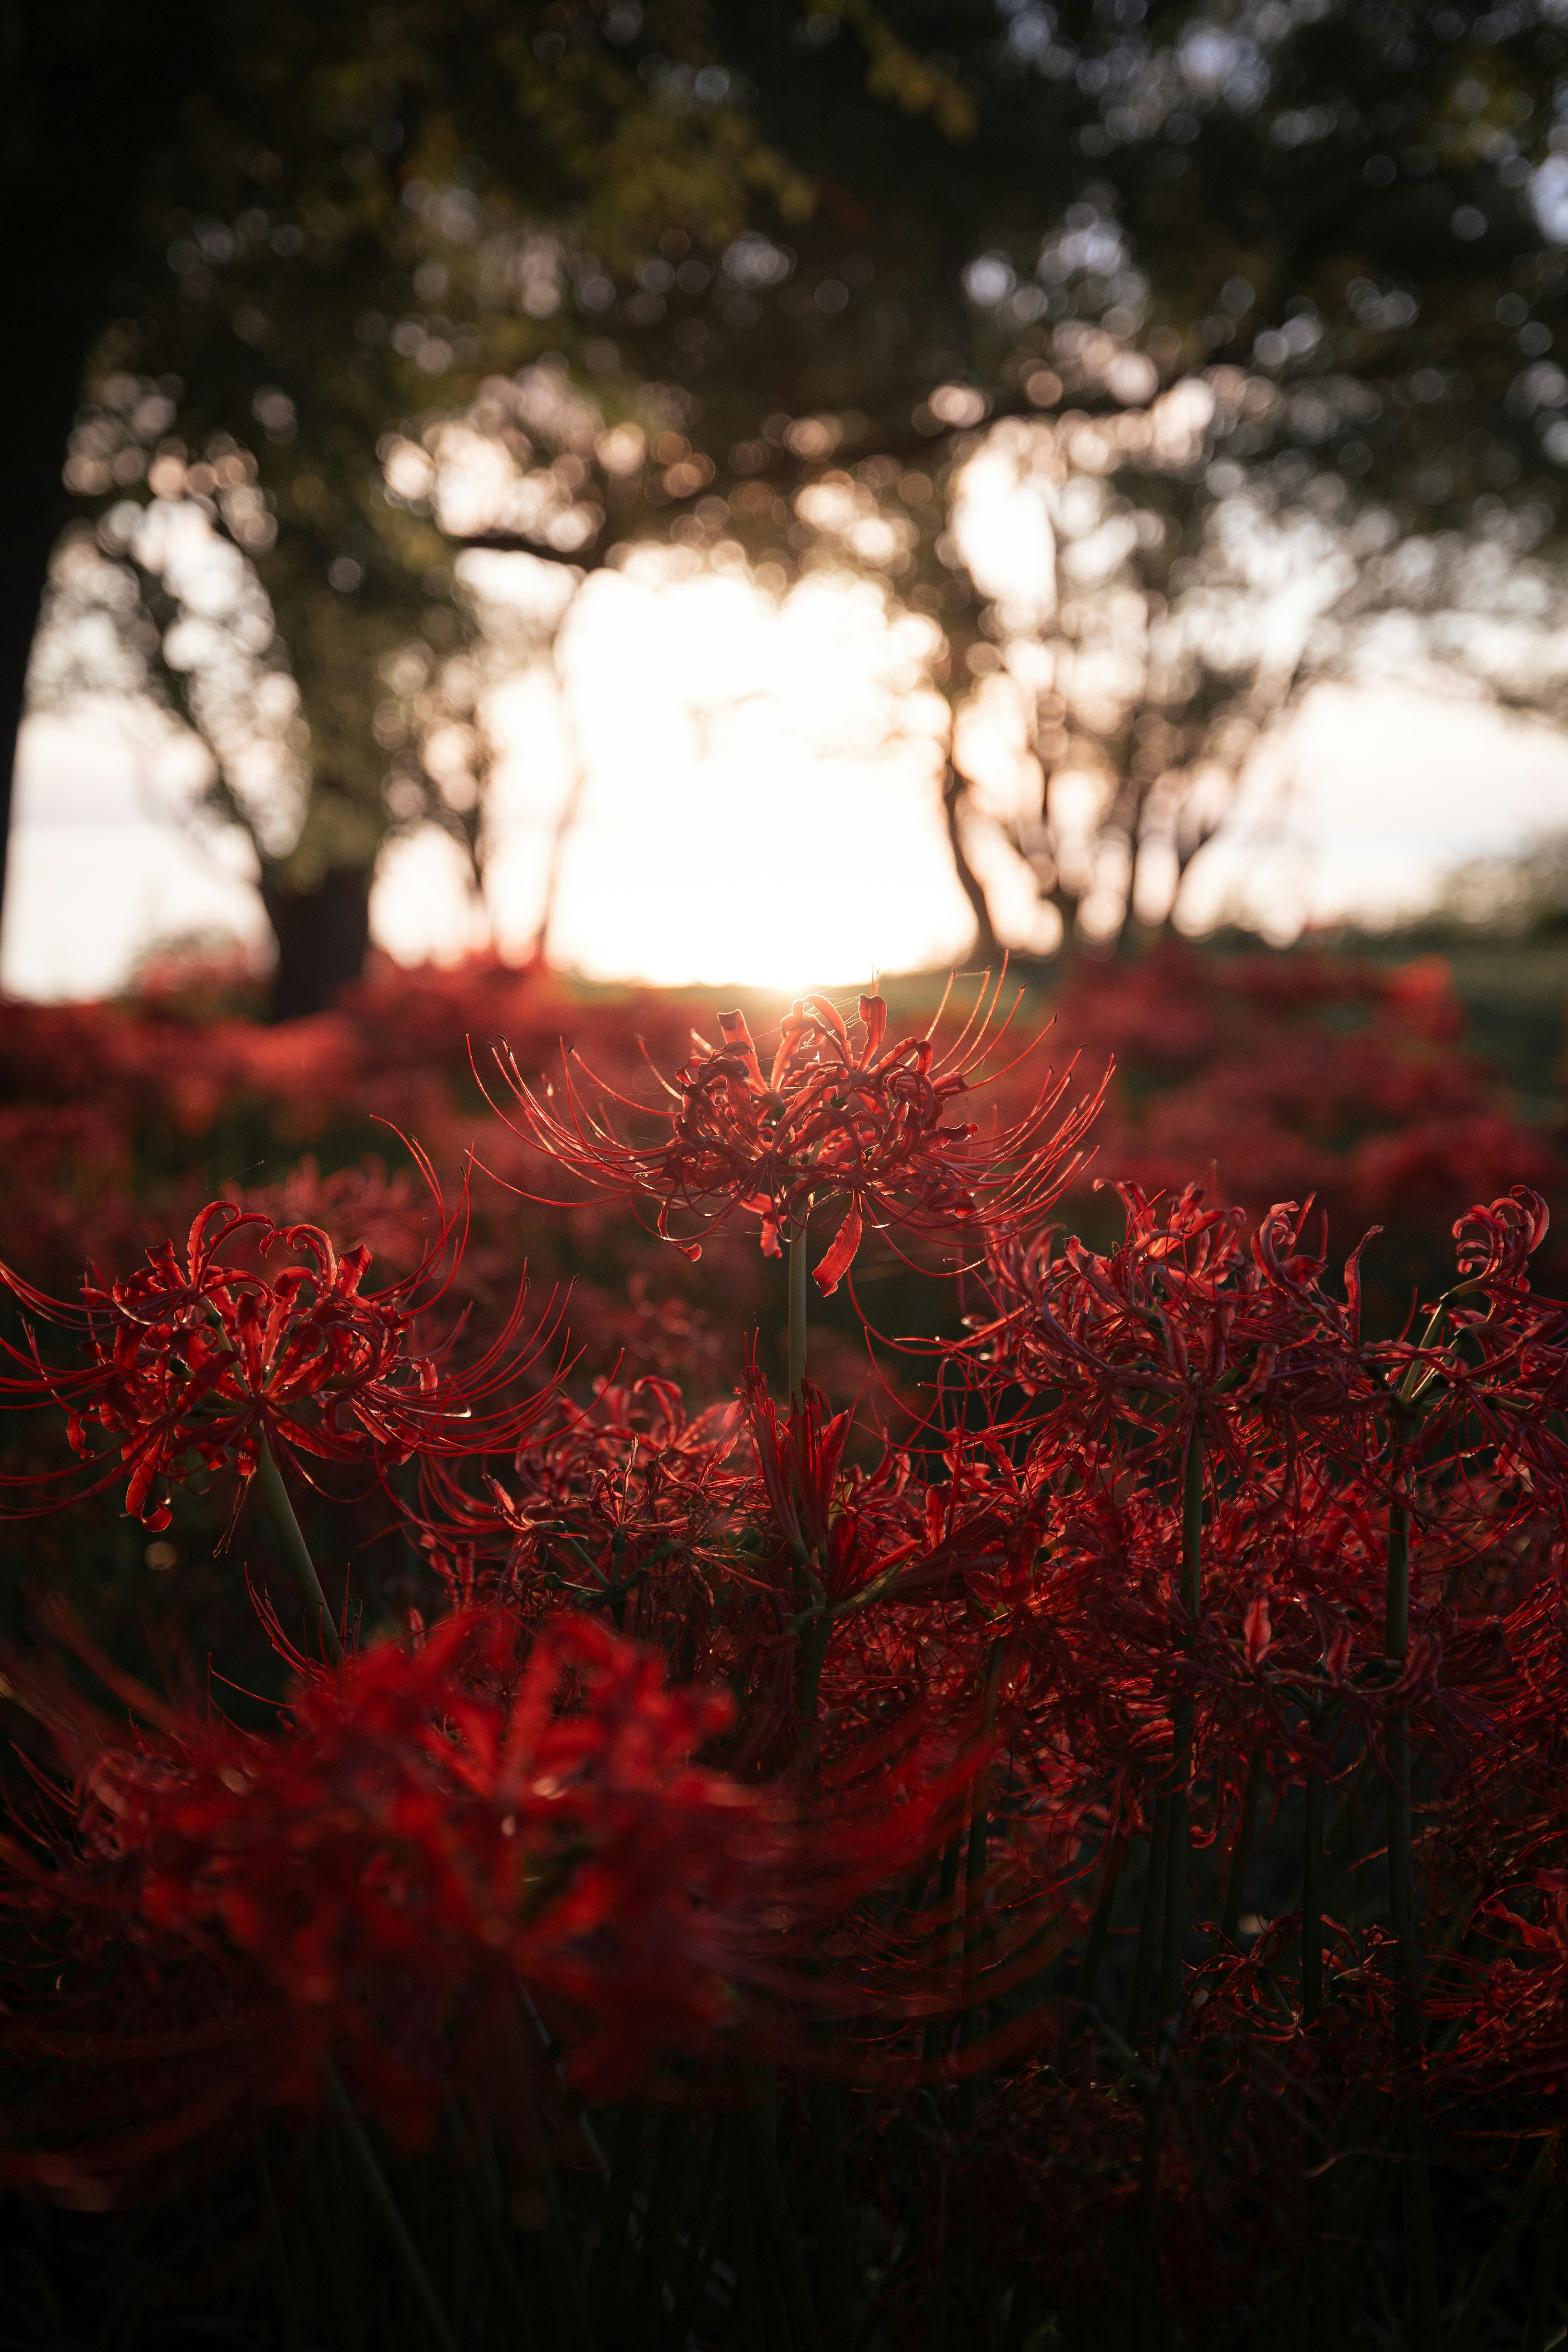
xmin=1 ymin=4 xmax=207 ymax=953
xmin=262 ymin=866 xmax=374 ymax=1023
xmin=0 ymin=357 xmax=81 ymax=936
xmin=942 ymin=758 xmax=1002 ymax=965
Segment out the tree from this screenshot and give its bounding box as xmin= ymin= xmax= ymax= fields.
xmin=1 ymin=2 xmax=214 ymax=933
xmin=17 ymin=1 xmax=1568 ymax=998
xmin=14 ymin=0 xmax=804 ymax=1012
xmin=660 ymin=1 xmax=1568 ymax=948
xmin=448 ymin=0 xmax=1568 ymax=953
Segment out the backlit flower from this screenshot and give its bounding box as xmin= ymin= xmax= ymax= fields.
xmin=1 ymin=1602 xmax=985 ymax=2191
xmin=490 ymin=977 xmax=1101 ymax=1293
xmin=0 ymin=1611 xmax=796 ymax=2173
xmin=1 ymin=1189 xmax=556 ymax=1529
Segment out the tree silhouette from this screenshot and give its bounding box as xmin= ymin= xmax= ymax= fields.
xmin=11 ymin=1 xmax=1568 ymax=999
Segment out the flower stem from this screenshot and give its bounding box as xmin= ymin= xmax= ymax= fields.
xmin=662 ymin=2125 xmax=729 ymax=2352
xmin=325 ymin=2069 xmax=458 ymax=2352
xmin=788 ymin=1204 xmax=811 ymax=1408
xmin=728 ymin=2110 xmax=767 ymax=2352
xmin=810 ymin=2078 xmax=856 ymax=2345
xmin=922 ymin=1833 xmax=964 ymax=2071
xmin=1129 ymin=1800 xmax=1169 ymax=2039
xmin=252 ymin=2139 xmax=305 ymax=2352
xmin=1525 ymin=2182 xmax=1564 ymax=2352
xmin=1301 ymin=1764 xmax=1324 ymax=2026
xmin=258 ymin=1438 xmax=341 ymax=1665
xmin=1221 ymin=1753 xmax=1264 ymax=1945
xmin=1446 ymin=2137 xmax=1553 ymax=2352
xmin=1384 ymin=1500 xmax=1417 ymax=2035
xmin=631 ymin=2108 xmax=684 ymax=2349
xmin=591 ymin=2104 xmax=644 ymax=2339
xmin=795 ymin=1609 xmax=833 ymax=1756
xmin=1385 ymin=1493 xmax=1438 ymax=2348
xmin=457 ymin=2142 xmax=539 ymax=2352
xmin=1078 ymin=1829 xmax=1128 ymax=2005
xmin=743 ymin=2090 xmax=823 ymax=2352
xmin=1160 ymin=1411 xmax=1204 ymax=2018
xmin=956 ymin=1638 xmax=1008 ymax=2127
xmin=1180 ymin=1407 xmax=1204 ymax=1623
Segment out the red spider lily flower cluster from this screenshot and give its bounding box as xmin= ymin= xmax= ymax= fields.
xmin=489 ymin=975 xmax=1102 ymax=1292
xmin=976 ymin=1180 xmax=1385 ymax=1464
xmin=0 ymin=1187 xmax=557 ymax=1530
xmin=0 ymin=1611 xmax=800 ymax=2182
xmin=0 ymin=1601 xmax=986 ymax=2197
xmin=6 ymin=956 xmax=1568 ymax=2339
xmin=964 ymin=1185 xmax=1564 ymax=1803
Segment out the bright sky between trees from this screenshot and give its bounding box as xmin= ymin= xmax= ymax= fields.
xmin=8 ymin=489 xmax=1568 ymax=1003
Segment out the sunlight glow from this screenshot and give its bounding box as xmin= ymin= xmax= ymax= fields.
xmin=10 ymin=440 xmax=1568 ymax=1004
xmin=456 ymin=550 xmax=976 ymax=991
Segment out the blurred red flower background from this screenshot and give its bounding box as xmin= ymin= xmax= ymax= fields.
xmin=0 ymin=935 xmax=1566 ymax=2350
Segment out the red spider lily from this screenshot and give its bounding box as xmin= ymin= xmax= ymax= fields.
xmin=0 ymin=1611 xmax=785 ymax=2178
xmin=415 ymin=1374 xmax=748 ymax=1649
xmin=979 ymin=1182 xmax=1566 ymax=1644
xmin=487 ymin=975 xmax=1102 ymax=1293
xmin=981 ymin=2040 xmax=1332 ymax=2328
xmin=1453 ymin=1185 xmax=1553 ymax=1303
xmin=976 ymin=1183 xmax=1387 ymax=1488
xmin=1433 ymin=1871 xmax=1568 ymax=2103
xmin=0 ymin=1183 xmax=559 ymax=1530
xmin=1022 ymin=1471 xmax=1499 ymax=1805
xmin=740 ymin=1364 xmax=1054 ymax=1619
xmin=0 ymin=1604 xmax=987 ymax=2192
xmin=406 ymin=1359 xmax=1051 ymax=1777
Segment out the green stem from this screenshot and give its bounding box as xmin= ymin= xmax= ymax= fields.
xmin=1160 ymin=1702 xmax=1192 ymax=2022
xmin=325 ymin=2070 xmax=458 ymax=2352
xmin=1181 ymin=1407 xmax=1204 ymax=1622
xmin=1525 ymin=2182 xmax=1564 ymax=2352
xmin=1000 ymin=2279 xmax=1035 ymax=2352
xmin=1221 ymin=1753 xmax=1264 ymax=1945
xmin=1385 ymin=1500 xmax=1418 ymax=2039
xmin=1129 ymin=1802 xmax=1169 ymax=2040
xmin=660 ymin=2125 xmax=727 ymax=2352
xmin=632 ymin=2109 xmax=684 ymax=2350
xmin=1302 ymin=1768 xmax=1324 ymax=2027
xmin=788 ymin=1203 xmax=811 ymax=1409
xmin=1078 ymin=1830 xmax=1128 ymax=2005
xmin=809 ymin=2078 xmax=856 ymax=2346
xmin=785 ymin=1205 xmax=827 ymax=1757
xmin=796 ymin=1610 xmax=833 ymax=1761
xmin=956 ymin=1638 xmax=1008 ymax=2124
xmin=592 ymin=2104 xmax=644 ymax=2339
xmin=923 ymin=1833 xmax=964 ymax=2071
xmin=541 ymin=2162 xmax=597 ymax=2352
xmin=728 ymin=2111 xmax=767 ymax=2352
xmin=258 ymin=1437 xmax=341 ymax=1664
xmin=1385 ymin=1494 xmax=1438 ymax=2346
xmin=743 ymin=2094 xmax=823 ymax=2352
xmin=1446 ymin=2140 xmax=1553 ymax=2352
xmin=458 ymin=2145 xmax=539 ymax=2352
xmin=298 ymin=2132 xmax=359 ymax=2349
xmin=964 ymin=1646 xmax=1007 ymax=1960
xmin=1135 ymin=2087 xmax=1167 ymax=2339
xmin=253 ymin=2140 xmax=305 ymax=2352
xmin=1159 ymin=1411 xmax=1204 ymax=2019
xmin=1400 ymin=2115 xmax=1441 ymax=2352
xmin=929 ymin=2142 xmax=954 ymax=2352
xmin=1317 ymin=2146 xmax=1394 ymax=2345
xmin=1307 ymin=2178 xmax=1332 ymax=2352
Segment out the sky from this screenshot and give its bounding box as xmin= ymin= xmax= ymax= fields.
xmin=8 ymin=534 xmax=1568 ymax=1004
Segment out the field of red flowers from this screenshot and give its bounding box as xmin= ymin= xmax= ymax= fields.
xmin=1 ymin=939 xmax=1565 ymax=2350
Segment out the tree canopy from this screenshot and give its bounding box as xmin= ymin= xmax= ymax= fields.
xmin=14 ymin=1 xmax=1568 ymax=1004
